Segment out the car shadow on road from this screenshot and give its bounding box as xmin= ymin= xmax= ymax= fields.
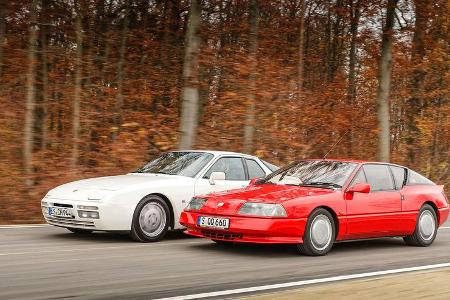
xmin=188 ymin=237 xmax=408 ymax=257
xmin=48 ymin=229 xmax=195 ymax=244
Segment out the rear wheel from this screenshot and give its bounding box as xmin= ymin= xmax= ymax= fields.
xmin=297 ymin=208 xmax=335 ymax=256
xmin=130 ymin=195 xmax=170 ymax=242
xmin=67 ymin=228 xmax=93 ymax=234
xmin=404 ymin=204 xmax=437 ymax=247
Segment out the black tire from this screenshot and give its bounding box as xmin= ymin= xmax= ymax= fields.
xmin=130 ymin=195 xmax=171 ymax=242
xmin=297 ymin=208 xmax=336 ymax=256
xmin=404 ymin=204 xmax=437 ymax=247
xmin=67 ymin=228 xmax=93 ymax=234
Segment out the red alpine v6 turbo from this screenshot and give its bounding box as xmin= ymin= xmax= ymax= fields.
xmin=180 ymin=159 xmax=449 ymax=256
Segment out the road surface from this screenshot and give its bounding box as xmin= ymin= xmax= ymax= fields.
xmin=1 ymin=220 xmax=449 ymax=300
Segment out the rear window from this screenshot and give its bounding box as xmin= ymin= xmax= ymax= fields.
xmin=407 ymin=170 xmax=435 ymax=186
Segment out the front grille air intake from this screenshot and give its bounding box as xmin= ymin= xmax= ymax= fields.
xmin=45 ymin=216 xmax=95 ymax=228
xmin=201 ymin=230 xmax=242 ymax=240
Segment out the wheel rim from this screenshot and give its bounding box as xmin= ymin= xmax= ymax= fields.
xmin=139 ymin=202 xmax=166 ymax=237
xmin=310 ymin=214 xmax=333 ymax=251
xmin=418 ymin=210 xmax=435 ymax=241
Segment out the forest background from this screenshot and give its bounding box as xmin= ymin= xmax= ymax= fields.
xmin=0 ymin=0 xmax=448 ymax=223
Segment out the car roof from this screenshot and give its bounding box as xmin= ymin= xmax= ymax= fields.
xmin=169 ymin=150 xmax=257 ymax=158
xmin=304 ymin=158 xmax=406 ymax=168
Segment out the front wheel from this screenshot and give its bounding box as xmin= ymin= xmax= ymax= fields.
xmin=297 ymin=208 xmax=335 ymax=256
xmin=130 ymin=195 xmax=170 ymax=242
xmin=404 ymin=204 xmax=437 ymax=247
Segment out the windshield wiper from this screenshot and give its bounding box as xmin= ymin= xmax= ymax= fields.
xmin=301 ymin=182 xmax=342 ymax=189
xmin=132 ymin=170 xmax=169 ymax=175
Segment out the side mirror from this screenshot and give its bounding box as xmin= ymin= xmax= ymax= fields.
xmin=209 ymin=172 xmax=226 ymax=185
xmin=249 ymin=178 xmax=262 ymax=186
xmin=347 ymin=183 xmax=371 ymax=194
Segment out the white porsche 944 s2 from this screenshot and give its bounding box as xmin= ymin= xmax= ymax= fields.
xmin=41 ymin=150 xmax=277 ymax=242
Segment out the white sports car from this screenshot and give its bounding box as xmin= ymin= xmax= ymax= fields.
xmin=41 ymin=150 xmax=277 ymax=242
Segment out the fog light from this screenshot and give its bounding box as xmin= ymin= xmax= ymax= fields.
xmin=77 ymin=205 xmax=98 ymax=210
xmin=78 ymin=210 xmax=99 ymax=219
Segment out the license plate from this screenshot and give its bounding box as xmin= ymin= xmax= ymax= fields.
xmin=197 ymin=216 xmax=230 ymax=230
xmin=48 ymin=207 xmax=73 ymax=218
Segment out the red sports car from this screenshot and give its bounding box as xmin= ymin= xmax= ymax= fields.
xmin=180 ymin=159 xmax=449 ymax=255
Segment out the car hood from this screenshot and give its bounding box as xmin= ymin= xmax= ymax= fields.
xmin=45 ymin=173 xmax=187 ymax=201
xmin=199 ymin=184 xmax=336 ymax=215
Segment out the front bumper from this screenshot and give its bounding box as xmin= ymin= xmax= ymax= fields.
xmin=180 ymin=211 xmax=307 ymax=244
xmin=41 ymin=198 xmax=130 ymax=231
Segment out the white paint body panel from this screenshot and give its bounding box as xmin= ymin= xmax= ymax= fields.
xmin=41 ymin=151 xmax=274 ymax=232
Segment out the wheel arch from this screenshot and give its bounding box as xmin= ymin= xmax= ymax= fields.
xmin=140 ymin=193 xmax=175 ymax=230
xmin=312 ymin=206 xmax=340 ymax=237
xmin=423 ymin=201 xmax=439 ymax=224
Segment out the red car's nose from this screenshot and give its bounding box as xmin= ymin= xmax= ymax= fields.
xmin=200 ymin=198 xmax=246 ymax=215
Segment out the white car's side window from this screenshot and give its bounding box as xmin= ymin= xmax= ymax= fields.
xmin=203 ymin=157 xmax=246 ymax=181
xmin=245 ymin=159 xmax=266 ymax=179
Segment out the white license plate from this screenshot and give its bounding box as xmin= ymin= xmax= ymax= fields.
xmin=48 ymin=207 xmax=73 ymax=218
xmin=197 ymin=216 xmax=230 ymax=230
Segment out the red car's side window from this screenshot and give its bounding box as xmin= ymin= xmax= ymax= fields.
xmin=362 ymin=164 xmax=395 ymax=192
xmin=350 ymin=169 xmax=367 ymax=186
xmin=390 ymin=166 xmax=406 ymax=190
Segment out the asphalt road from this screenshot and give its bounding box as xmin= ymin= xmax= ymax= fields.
xmin=1 ymin=220 xmax=450 ymax=300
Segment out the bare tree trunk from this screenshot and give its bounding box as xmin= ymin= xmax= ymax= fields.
xmin=113 ymin=4 xmax=130 ymax=140
xmin=72 ymin=2 xmax=83 ymax=168
xmin=376 ymin=0 xmax=398 ymax=162
xmin=178 ymin=0 xmax=201 ymax=150
xmin=23 ymin=0 xmax=39 ymax=188
xmin=297 ymin=0 xmax=305 ymax=92
xmin=346 ymin=0 xmax=360 ymax=156
xmin=243 ymin=0 xmax=259 ymax=154
xmin=0 ymin=0 xmax=6 ymax=85
xmin=405 ymin=0 xmax=432 ymax=164
xmin=39 ymin=0 xmax=50 ymax=150
xmin=327 ymin=0 xmax=344 ymax=82
xmin=347 ymin=0 xmax=360 ymax=106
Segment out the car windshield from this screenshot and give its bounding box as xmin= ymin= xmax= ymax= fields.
xmin=262 ymin=160 xmax=357 ymax=188
xmin=133 ymin=152 xmax=214 ymax=178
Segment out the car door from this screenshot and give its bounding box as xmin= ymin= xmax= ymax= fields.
xmin=345 ymin=164 xmax=402 ymax=239
xmin=194 ymin=157 xmax=249 ymax=196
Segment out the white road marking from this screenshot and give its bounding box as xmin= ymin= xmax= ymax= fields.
xmin=155 ymin=263 xmax=450 ymax=300
xmin=0 ymin=240 xmax=205 ymax=256
xmin=0 ymin=224 xmax=49 ymax=229
xmin=441 ymin=227 xmax=450 ymax=229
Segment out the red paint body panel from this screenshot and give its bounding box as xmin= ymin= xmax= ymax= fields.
xmin=344 ymin=190 xmax=403 ymax=238
xmin=182 ymin=161 xmax=450 ymax=245
xmin=180 ymin=211 xmax=306 ymax=244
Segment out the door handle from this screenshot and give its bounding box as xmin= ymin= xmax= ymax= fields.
xmin=401 ymin=194 xmax=405 ymax=201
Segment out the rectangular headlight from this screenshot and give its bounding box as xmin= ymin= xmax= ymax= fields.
xmin=78 ymin=210 xmax=99 ymax=219
xmin=77 ymin=205 xmax=98 ymax=210
xmin=185 ymin=197 xmax=207 ymax=211
xmin=238 ymin=202 xmax=287 ymax=217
